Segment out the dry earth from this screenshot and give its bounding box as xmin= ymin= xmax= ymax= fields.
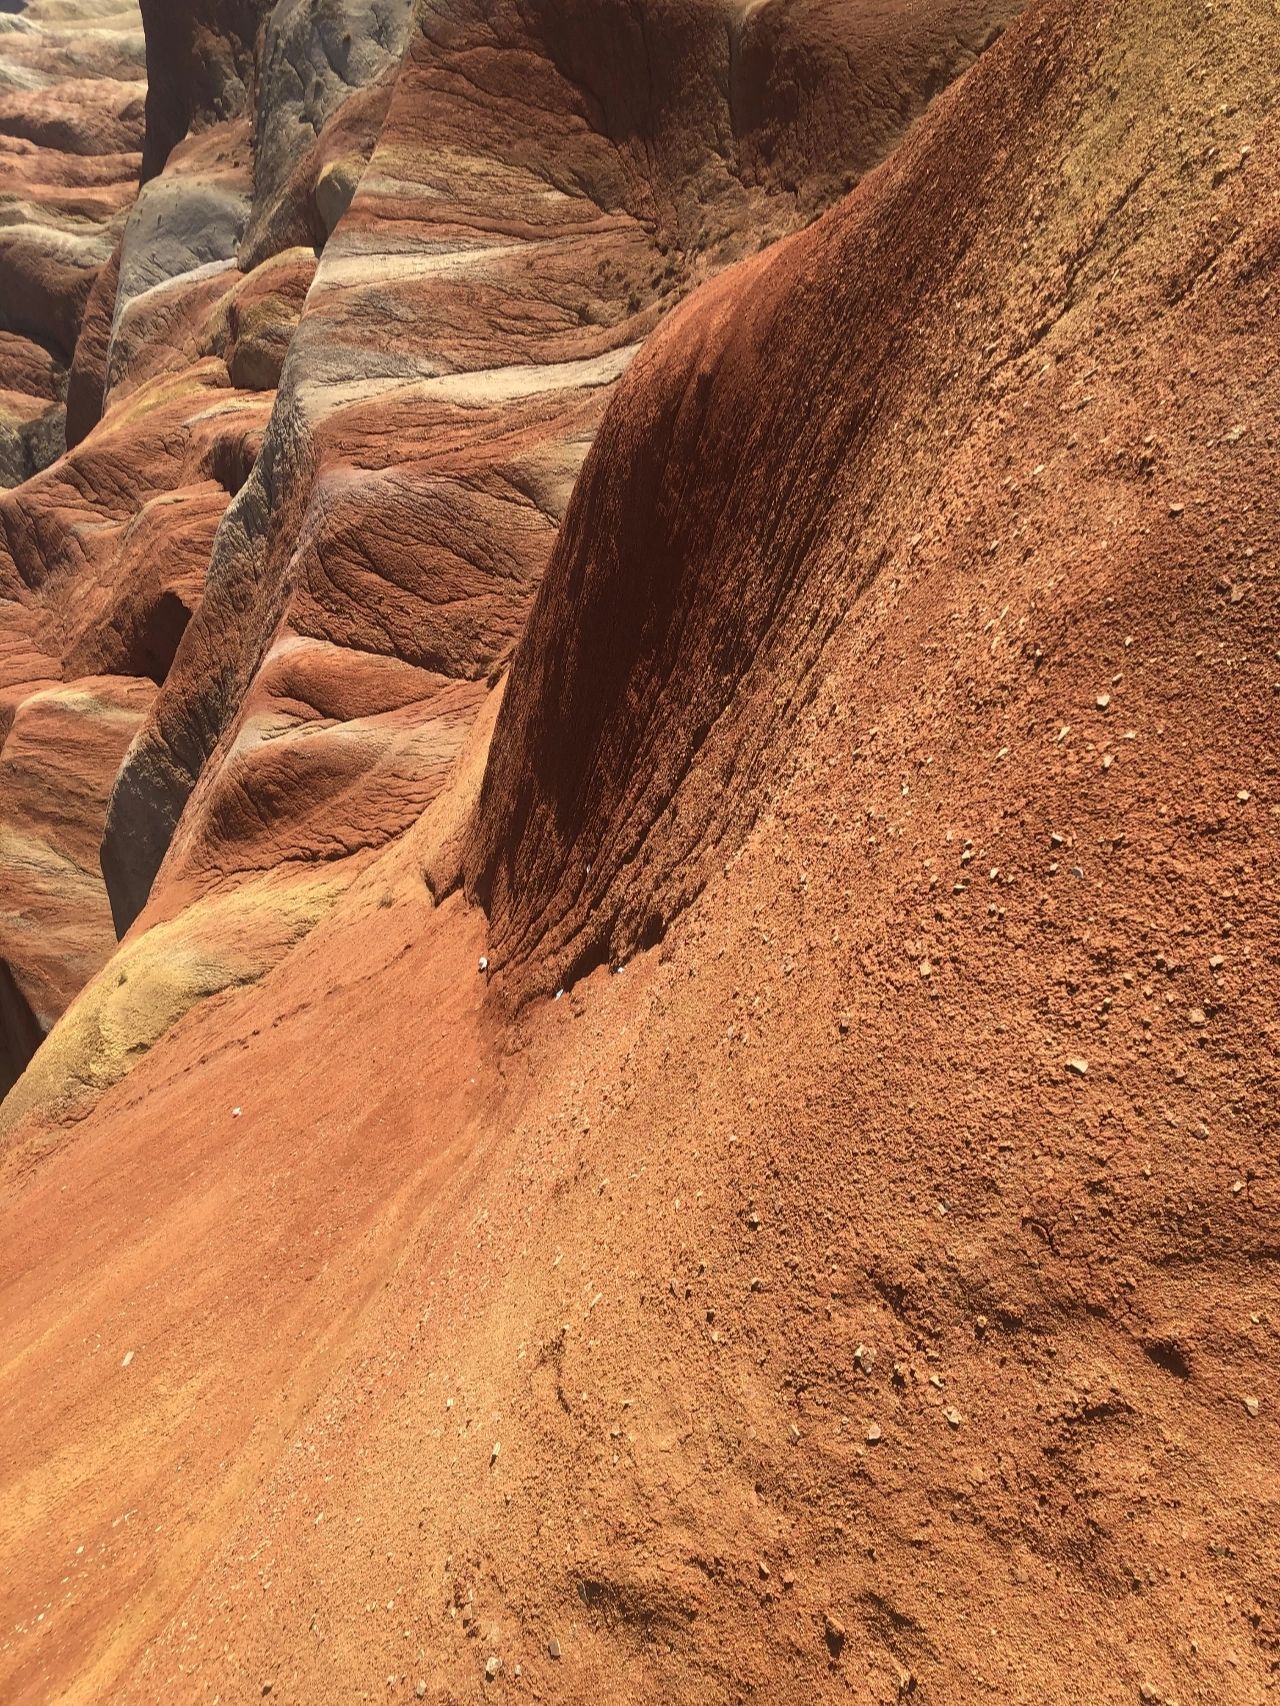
xmin=1 ymin=0 xmax=1277 ymax=1702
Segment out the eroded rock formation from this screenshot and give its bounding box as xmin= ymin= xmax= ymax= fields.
xmin=1 ymin=0 xmax=1017 ymax=1102
xmin=2 ymin=0 xmax=1277 ymax=1701
xmin=0 ymin=0 xmax=145 ymax=478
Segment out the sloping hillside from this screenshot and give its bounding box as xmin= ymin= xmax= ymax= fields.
xmin=1 ymin=0 xmax=1277 ymax=1701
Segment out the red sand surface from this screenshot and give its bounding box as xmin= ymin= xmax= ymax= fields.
xmin=1 ymin=0 xmax=1278 ymax=1700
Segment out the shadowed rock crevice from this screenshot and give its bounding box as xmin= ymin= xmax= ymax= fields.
xmin=124 ymin=590 xmax=194 ymax=688
xmin=101 ymin=749 xmax=190 ymax=940
xmin=137 ymin=0 xmax=265 ymax=181
xmin=0 ymin=958 xmax=43 ymax=1099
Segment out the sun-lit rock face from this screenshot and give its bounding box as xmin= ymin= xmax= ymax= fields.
xmin=0 ymin=0 xmax=145 ymax=479
xmin=0 ymin=674 xmax=153 ymax=1094
xmin=2 ymin=1 xmax=1279 ymax=1704
xmin=0 ymin=360 xmax=275 ymax=1067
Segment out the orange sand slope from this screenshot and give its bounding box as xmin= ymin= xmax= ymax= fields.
xmin=1 ymin=0 xmax=1278 ymax=1701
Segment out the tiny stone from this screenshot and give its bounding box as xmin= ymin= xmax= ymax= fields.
xmin=1096 ymin=693 xmax=1111 ymax=711
xmin=485 ymin=1656 xmax=501 ymax=1681
xmin=824 ymin=1613 xmax=846 ymax=1657
xmin=120 ymin=1350 xmax=134 ymax=1368
xmin=1065 ymin=1057 xmax=1089 ymax=1077
xmin=491 ymin=1440 xmax=501 ymax=1464
xmin=548 ymin=1638 xmax=561 ymax=1660
xmin=1237 ymin=789 xmax=1250 ymax=803
xmin=1169 ymin=501 xmax=1185 ymax=516
xmin=1188 ymin=1008 xmax=1206 ymax=1027
xmin=758 ymin=1560 xmax=771 ymax=1579
xmin=1210 ymin=955 xmax=1225 ymax=970
xmin=943 ymin=1406 xmax=962 ymax=1428
xmin=416 ymin=1685 xmax=427 ymax=1700
xmin=865 ymin=1423 xmax=883 ymax=1445
xmin=1244 ymin=1397 xmax=1260 ymax=1417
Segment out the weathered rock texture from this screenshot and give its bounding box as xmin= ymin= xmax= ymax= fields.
xmin=0 ymin=0 xmax=145 ymax=479
xmin=4 ymin=0 xmax=1277 ymax=1702
xmin=102 ymin=0 xmax=1020 ymax=963
xmin=1 ymin=0 xmax=1019 ymax=1089
xmin=0 ymin=0 xmax=147 ymax=1073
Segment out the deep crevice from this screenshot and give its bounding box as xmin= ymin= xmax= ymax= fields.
xmin=124 ymin=591 xmax=193 ymax=687
xmin=0 ymin=959 xmax=44 ymax=1101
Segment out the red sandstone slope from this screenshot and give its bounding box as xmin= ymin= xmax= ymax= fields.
xmin=464 ymin=0 xmax=1280 ymax=1004
xmin=1 ymin=0 xmax=1277 ymax=1702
